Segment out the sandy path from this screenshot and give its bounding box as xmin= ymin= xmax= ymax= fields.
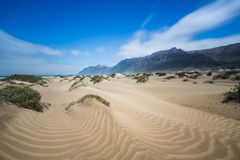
xmin=0 ymin=77 xmax=240 ymax=160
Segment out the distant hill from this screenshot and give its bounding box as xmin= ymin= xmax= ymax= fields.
xmin=78 ymin=43 xmax=240 ymax=75
xmin=79 ymin=65 xmax=111 ymax=75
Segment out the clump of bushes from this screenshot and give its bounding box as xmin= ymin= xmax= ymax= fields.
xmin=4 ymin=74 xmax=42 ymax=83
xmin=175 ymin=72 xmax=201 ymax=79
xmin=222 ymin=82 xmax=240 ymax=103
xmin=206 ymin=71 xmax=212 ymax=76
xmin=164 ymin=76 xmax=176 ymax=80
xmin=204 ymin=80 xmax=214 ymax=84
xmin=90 ymin=75 xmax=105 ymax=84
xmin=0 ymin=86 xmax=44 ymax=112
xmin=110 ymin=73 xmax=116 ymax=78
xmin=213 ymin=71 xmax=239 ymax=80
xmin=69 ymin=81 xmax=86 ymax=91
xmin=77 ymin=94 xmax=110 ymax=107
xmin=133 ymin=73 xmax=150 ymax=83
xmin=4 ymin=74 xmax=47 ymax=86
xmin=155 ymin=72 xmax=166 ymax=77
xmin=175 ymin=72 xmax=186 ymax=78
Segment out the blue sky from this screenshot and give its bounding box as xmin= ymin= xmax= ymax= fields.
xmin=0 ymin=0 xmax=240 ymax=75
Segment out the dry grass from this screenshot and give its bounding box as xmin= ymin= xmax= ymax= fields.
xmin=222 ymin=82 xmax=240 ymax=103
xmin=77 ymin=94 xmax=110 ymax=107
xmin=0 ymin=86 xmax=44 ymax=112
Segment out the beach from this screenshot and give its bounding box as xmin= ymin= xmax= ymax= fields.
xmin=0 ymin=74 xmax=240 ymax=160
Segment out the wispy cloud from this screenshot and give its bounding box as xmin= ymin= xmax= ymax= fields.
xmin=70 ymin=50 xmax=90 ymax=57
xmin=96 ymin=46 xmax=106 ymax=52
xmin=0 ymin=30 xmax=64 ymax=56
xmin=0 ymin=30 xmax=86 ymax=75
xmin=118 ymin=0 xmax=240 ymax=58
xmin=140 ymin=11 xmax=157 ymax=28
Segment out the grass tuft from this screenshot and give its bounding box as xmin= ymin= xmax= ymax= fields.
xmin=155 ymin=72 xmax=166 ymax=77
xmin=77 ymin=94 xmax=110 ymax=107
xmin=3 ymin=74 xmax=47 ymax=86
xmin=90 ymin=75 xmax=105 ymax=84
xmin=222 ymin=82 xmax=240 ymax=103
xmin=0 ymin=86 xmax=44 ymax=112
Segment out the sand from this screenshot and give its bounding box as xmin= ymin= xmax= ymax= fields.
xmin=0 ymin=75 xmax=240 ymax=160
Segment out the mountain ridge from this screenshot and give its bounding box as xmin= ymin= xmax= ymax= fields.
xmin=79 ymin=43 xmax=240 ymax=75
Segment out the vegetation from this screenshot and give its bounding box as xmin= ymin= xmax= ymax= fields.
xmin=77 ymin=94 xmax=110 ymax=107
xmin=133 ymin=73 xmax=150 ymax=83
xmin=69 ymin=81 xmax=86 ymax=91
xmin=0 ymin=86 xmax=44 ymax=112
xmin=90 ymin=75 xmax=105 ymax=84
xmin=175 ymin=72 xmax=201 ymax=79
xmin=164 ymin=76 xmax=176 ymax=80
xmin=204 ymin=80 xmax=214 ymax=84
xmin=3 ymin=74 xmax=47 ymax=86
xmin=213 ymin=71 xmax=239 ymax=80
xmin=110 ymin=73 xmax=116 ymax=78
xmin=183 ymin=78 xmax=188 ymax=82
xmin=222 ymin=82 xmax=240 ymax=103
xmin=4 ymin=74 xmax=42 ymax=83
xmin=206 ymin=71 xmax=212 ymax=76
xmin=155 ymin=72 xmax=166 ymax=77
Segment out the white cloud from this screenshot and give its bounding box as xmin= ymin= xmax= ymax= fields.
xmin=118 ymin=0 xmax=240 ymax=58
xmin=0 ymin=30 xmax=63 ymax=56
xmin=70 ymin=50 xmax=90 ymax=57
xmin=96 ymin=46 xmax=105 ymax=52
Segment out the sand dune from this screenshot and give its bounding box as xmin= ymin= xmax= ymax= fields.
xmin=0 ymin=76 xmax=240 ymax=160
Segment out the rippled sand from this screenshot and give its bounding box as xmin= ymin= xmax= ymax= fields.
xmin=0 ymin=75 xmax=240 ymax=160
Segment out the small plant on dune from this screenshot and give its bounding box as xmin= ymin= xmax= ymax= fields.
xmin=90 ymin=75 xmax=105 ymax=84
xmin=175 ymin=72 xmax=186 ymax=78
xmin=155 ymin=72 xmax=166 ymax=77
xmin=206 ymin=71 xmax=212 ymax=76
xmin=204 ymin=80 xmax=214 ymax=84
xmin=0 ymin=86 xmax=44 ymax=112
xmin=110 ymin=73 xmax=116 ymax=78
xmin=222 ymin=82 xmax=240 ymax=103
xmin=192 ymin=81 xmax=197 ymax=84
xmin=4 ymin=74 xmax=41 ymax=83
xmin=136 ymin=75 xmax=149 ymax=83
xmin=164 ymin=76 xmax=176 ymax=80
xmin=4 ymin=74 xmax=47 ymax=86
xmin=187 ymin=74 xmax=200 ymax=79
xmin=213 ymin=71 xmax=239 ymax=80
xmin=183 ymin=78 xmax=188 ymax=82
xmin=77 ymin=94 xmax=110 ymax=107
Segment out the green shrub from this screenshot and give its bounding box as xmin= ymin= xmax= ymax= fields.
xmin=204 ymin=80 xmax=214 ymax=84
xmin=110 ymin=73 xmax=116 ymax=78
xmin=90 ymin=75 xmax=105 ymax=84
xmin=0 ymin=86 xmax=43 ymax=112
xmin=175 ymin=72 xmax=186 ymax=78
xmin=155 ymin=72 xmax=166 ymax=77
xmin=188 ymin=74 xmax=200 ymax=79
xmin=136 ymin=75 xmax=149 ymax=83
xmin=213 ymin=71 xmax=239 ymax=80
xmin=222 ymin=82 xmax=240 ymax=103
xmin=4 ymin=74 xmax=42 ymax=83
xmin=77 ymin=94 xmax=110 ymax=107
xmin=206 ymin=71 xmax=212 ymax=76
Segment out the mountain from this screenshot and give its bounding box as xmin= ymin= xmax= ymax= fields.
xmin=79 ymin=43 xmax=240 ymax=75
xmin=188 ymin=43 xmax=240 ymax=65
xmin=79 ymin=65 xmax=111 ymax=75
